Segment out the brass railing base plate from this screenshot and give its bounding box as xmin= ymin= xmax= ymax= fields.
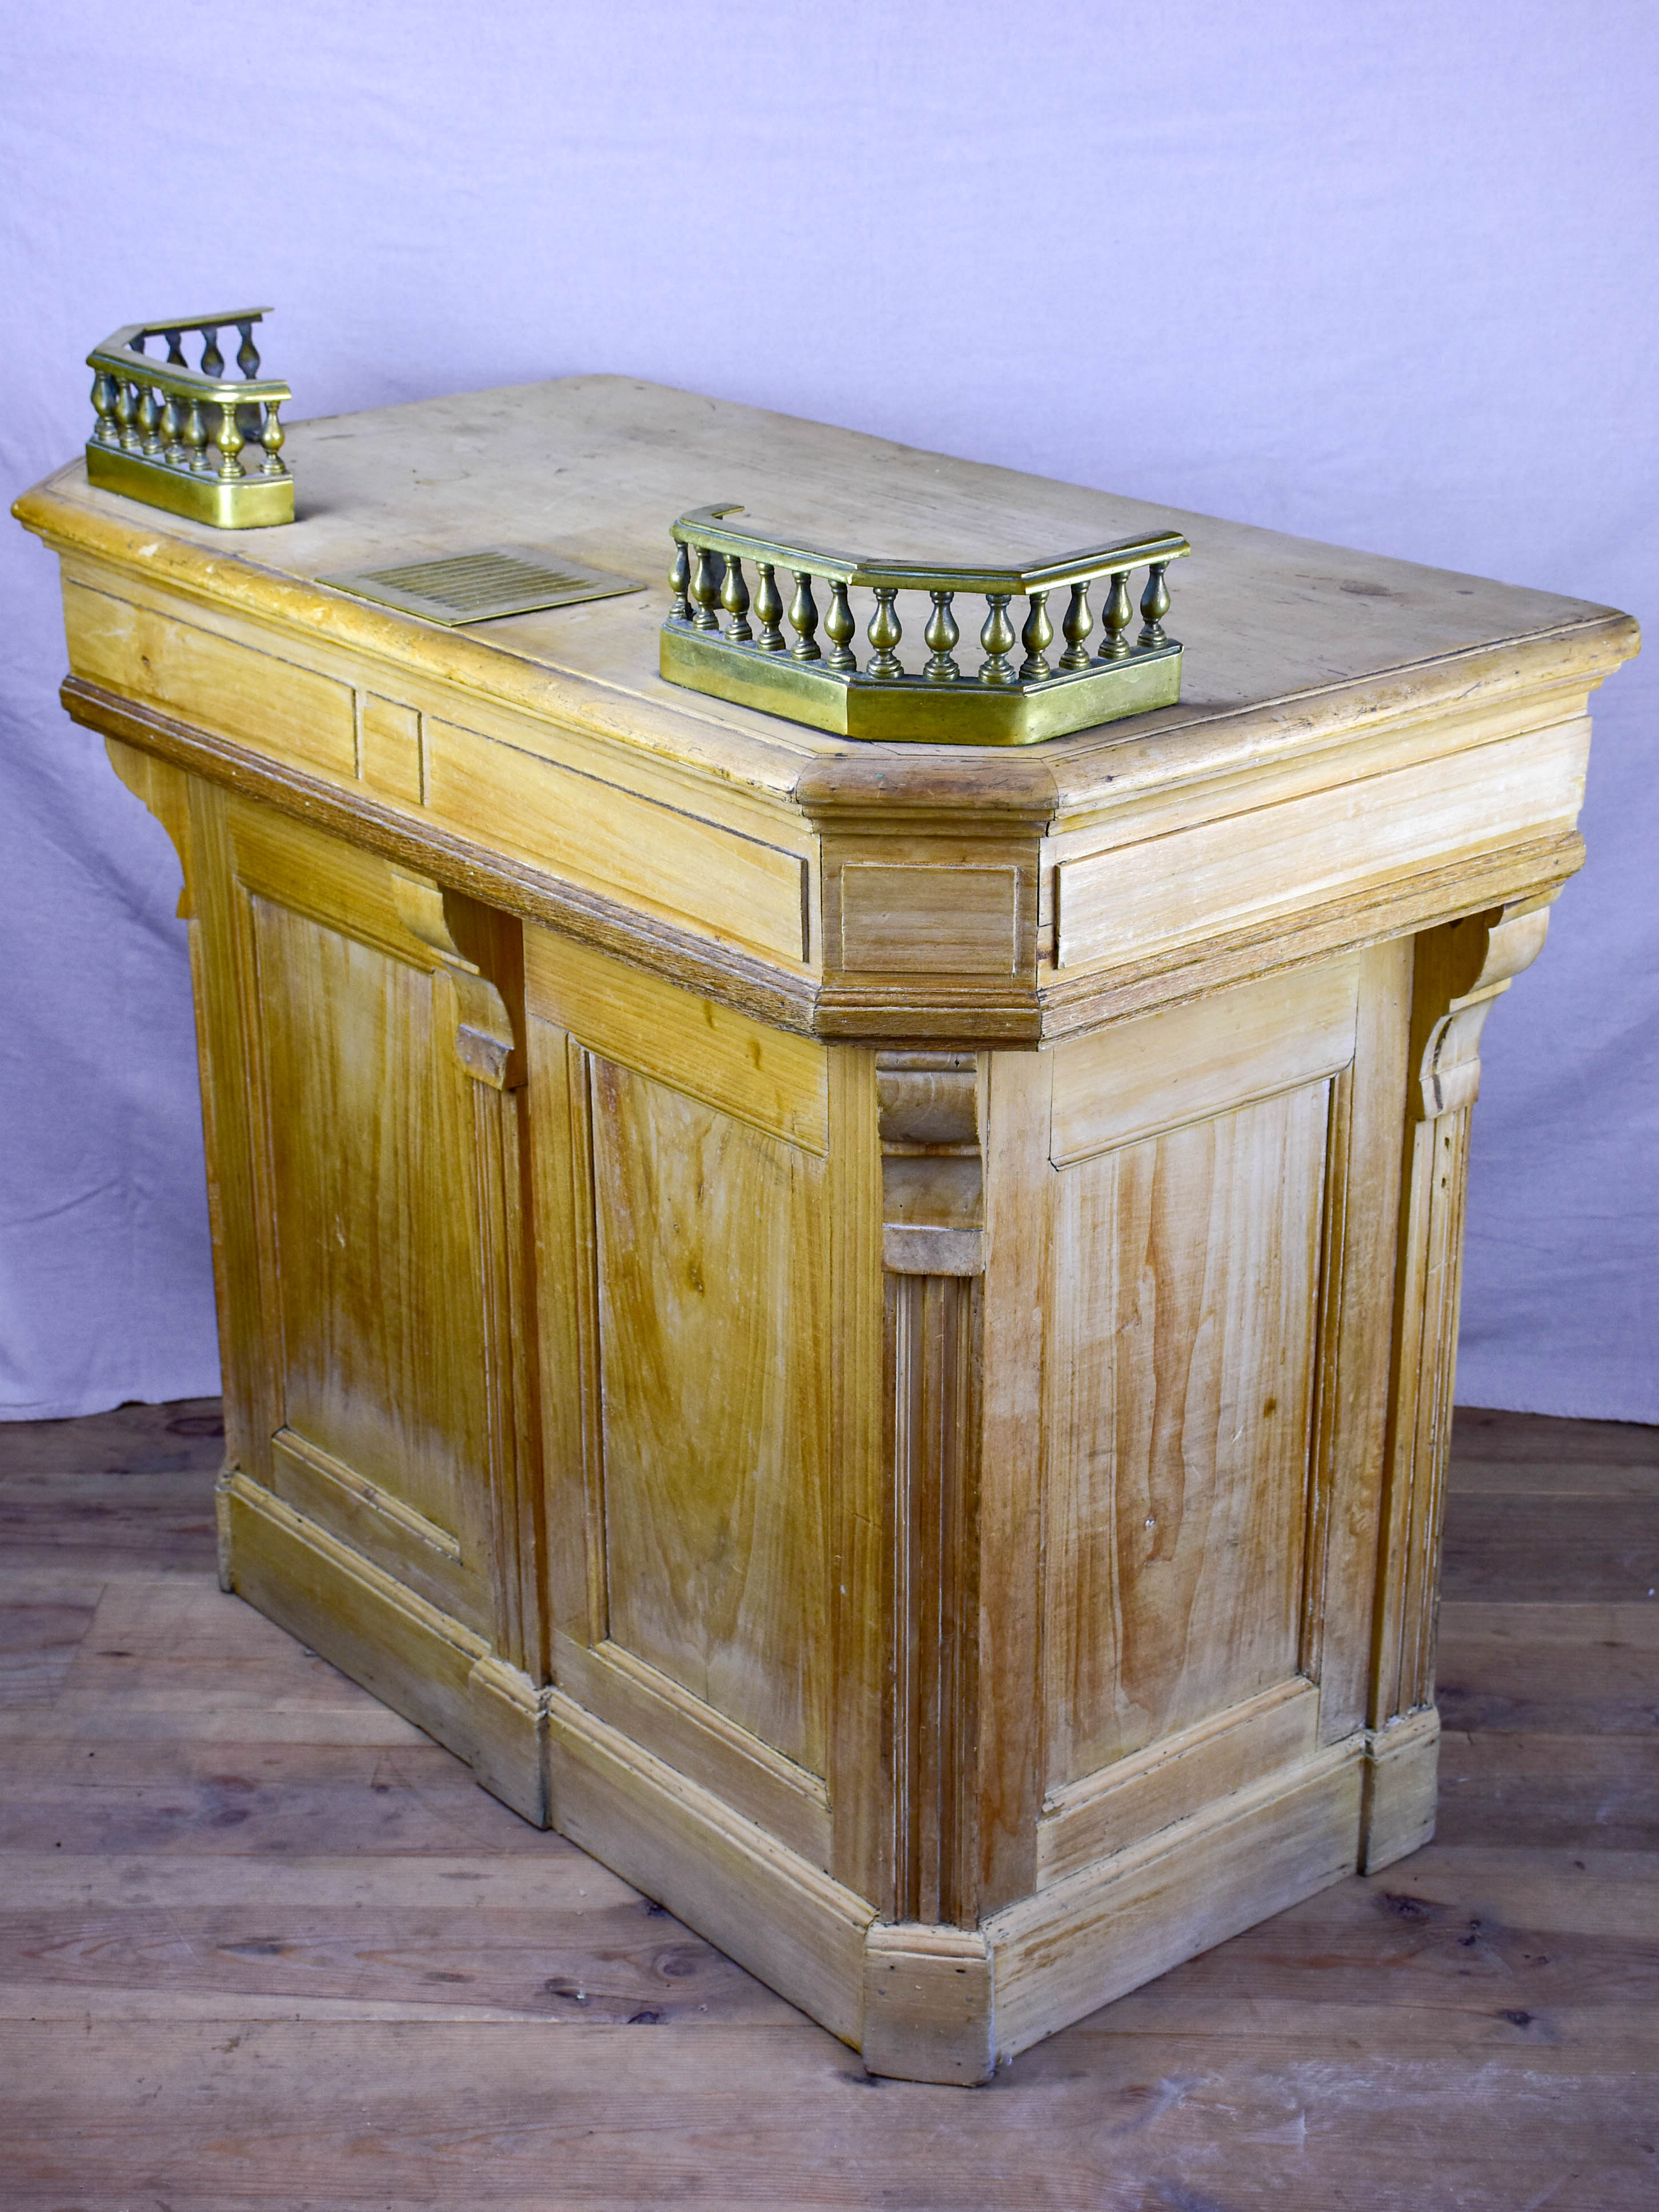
xmin=661 ymin=624 xmax=1182 ymax=745
xmin=86 ymin=443 xmax=295 ymax=530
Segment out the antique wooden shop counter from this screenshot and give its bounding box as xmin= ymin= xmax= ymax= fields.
xmin=15 ymin=376 xmax=1638 ymax=2081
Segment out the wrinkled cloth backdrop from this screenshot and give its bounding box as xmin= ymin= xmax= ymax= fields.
xmin=2 ymin=1 xmax=1654 ymax=1421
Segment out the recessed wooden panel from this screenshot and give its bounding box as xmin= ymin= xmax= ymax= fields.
xmin=1055 ymin=718 xmax=1589 ymax=970
xmin=62 ymin=579 xmax=357 ymax=779
xmin=838 ymin=863 xmax=1021 ymax=975
xmin=524 ymin=926 xmax=827 ymax=1152
xmin=251 ymin=899 xmax=495 ymax=1632
xmin=228 ymin=798 xmax=443 ymax=968
xmin=1046 ymin=1081 xmax=1329 ymax=1785
xmin=589 ymin=1057 xmax=829 ymax=1773
xmin=359 ymin=694 xmax=424 ymax=805
xmin=423 ymin=713 xmax=810 ymax=965
xmin=1050 ymin=958 xmax=1359 ymax=1166
xmin=553 ymin=1631 xmax=833 ymax=1869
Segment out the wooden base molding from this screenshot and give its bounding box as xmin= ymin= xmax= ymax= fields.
xmin=225 ymin=1471 xmax=1385 ymax=2083
xmin=988 ymin=1743 xmax=1365 ymax=2069
xmin=221 ymin=1473 xmax=547 ymax=1827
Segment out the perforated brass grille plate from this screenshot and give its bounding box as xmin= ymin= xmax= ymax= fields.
xmin=318 ymin=548 xmax=643 ymax=625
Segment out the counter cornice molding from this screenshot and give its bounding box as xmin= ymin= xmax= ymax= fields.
xmin=67 ymin=675 xmax=1591 ymax=1053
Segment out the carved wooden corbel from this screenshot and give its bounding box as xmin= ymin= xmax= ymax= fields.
xmin=389 ymin=865 xmax=522 ymax=1091
xmin=106 ymin=736 xmax=196 ymax=918
xmin=1412 ymin=895 xmax=1555 ymax=1122
xmin=1363 ymin=893 xmax=1558 ymax=1872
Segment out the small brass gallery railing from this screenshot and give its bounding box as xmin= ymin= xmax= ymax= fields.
xmin=85 ymin=309 xmax=293 ymax=529
xmin=659 ymin=504 xmax=1192 ymax=744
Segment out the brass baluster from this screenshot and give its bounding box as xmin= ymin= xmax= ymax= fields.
xmin=184 ymin=398 xmax=211 ymax=474
xmin=1018 ymin=590 xmax=1053 ymax=682
xmin=138 ymin=386 xmax=163 ymax=457
xmin=216 ymin=399 xmax=246 ymax=481
xmin=1139 ymin=562 xmax=1170 ymax=649
xmin=721 ymin=553 xmax=753 ymax=643
xmin=1100 ymin=570 xmax=1134 ymax=659
xmin=924 ymin=589 xmax=960 ymax=681
xmin=1058 ymin=581 xmax=1093 ymax=669
xmin=236 ymin=322 xmax=261 ymax=379
xmin=258 ymin=401 xmax=287 ymax=477
xmin=161 ymin=392 xmax=186 ymax=467
xmin=164 ymin=330 xmax=186 ymax=367
xmin=90 ymin=370 xmax=120 ymax=446
xmin=866 ymin=586 xmax=903 ymax=679
xmin=824 ymin=579 xmax=857 ymax=670
xmin=980 ymin=593 xmax=1017 ymax=685
xmin=199 ymin=326 xmax=223 ymax=378
xmin=788 ymin=571 xmax=822 ymax=660
xmin=690 ymin=546 xmax=721 ymax=630
xmin=669 ymin=541 xmax=692 ymax=621
xmin=114 ymin=379 xmax=139 ymax=452
xmin=754 ymin=563 xmax=785 ymax=651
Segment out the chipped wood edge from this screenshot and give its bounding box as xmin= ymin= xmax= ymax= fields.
xmin=1358 ymin=1707 xmax=1441 ymax=1873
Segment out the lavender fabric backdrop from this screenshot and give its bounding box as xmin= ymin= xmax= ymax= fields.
xmin=2 ymin=1 xmax=1654 ymax=1421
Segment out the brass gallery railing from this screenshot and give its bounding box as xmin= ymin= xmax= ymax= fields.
xmin=659 ymin=504 xmax=1192 ymax=744
xmin=85 ymin=310 xmax=293 ymax=529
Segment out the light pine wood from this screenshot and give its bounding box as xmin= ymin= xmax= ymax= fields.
xmin=1305 ymin=937 xmax=1414 ymax=1743
xmin=1044 ymin=1077 xmax=1329 ymax=1782
xmin=423 ymin=710 xmax=812 ymax=967
xmin=521 ymin=1017 xmax=606 ymax=1652
xmin=551 ymin=1634 xmax=832 ymax=1869
xmin=542 ymin=1688 xmax=872 ymax=2047
xmin=1370 ymin=901 xmax=1557 ymax=1773
xmin=587 ymin=1055 xmax=830 ymax=1773
xmin=11 ymin=375 xmax=1638 ymax=2083
xmin=825 ymin=1041 xmax=889 ymax=1907
xmin=1048 ymin=955 xmax=1359 ymax=1163
xmin=862 ymin=1921 xmax=993 ymax=2087
xmin=523 ymin=925 xmax=829 ymax=1152
xmin=991 ymin=1740 xmax=1366 ymax=2059
xmin=973 ymin=1049 xmax=1052 ymax=1915
xmin=18 ymin=369 xmax=1630 ymax=1050
xmin=65 ymin=574 xmax=358 ymax=777
xmin=1052 ymin=714 xmax=1589 ymax=972
xmin=254 ymin=909 xmax=496 ymax=1613
xmin=358 ymin=691 xmax=423 ymax=804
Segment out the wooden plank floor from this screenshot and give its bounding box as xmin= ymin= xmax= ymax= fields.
xmin=1 ymin=1402 xmax=1654 ymax=2209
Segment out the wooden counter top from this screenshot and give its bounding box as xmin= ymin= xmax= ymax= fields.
xmin=15 ymin=374 xmax=1637 ymax=822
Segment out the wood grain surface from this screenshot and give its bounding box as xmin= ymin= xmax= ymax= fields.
xmin=587 ymin=1056 xmax=830 ymax=1773
xmin=1 ymin=1396 xmax=1653 ymax=2207
xmin=1045 ymin=1082 xmax=1329 ymax=1782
